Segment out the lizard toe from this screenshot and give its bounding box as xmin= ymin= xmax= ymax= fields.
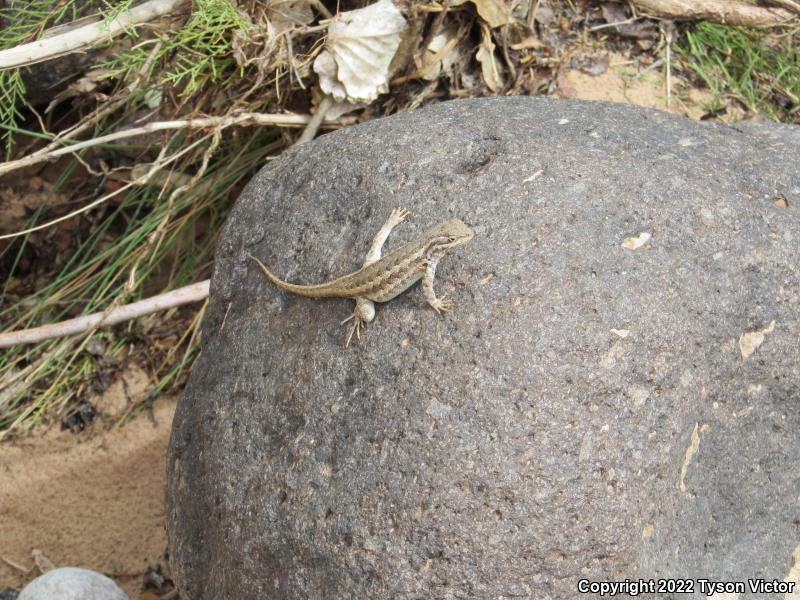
xmin=389 ymin=207 xmax=410 ymax=226
xmin=433 ymin=298 xmax=455 ymax=314
xmin=344 ymin=315 xmax=366 ymax=347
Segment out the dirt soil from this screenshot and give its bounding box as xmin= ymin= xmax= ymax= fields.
xmin=0 ymin=368 xmax=175 ymax=599
xmin=557 ymin=52 xmax=723 ymax=120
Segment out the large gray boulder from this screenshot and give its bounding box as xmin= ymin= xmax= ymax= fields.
xmin=166 ymin=97 xmax=799 ymax=599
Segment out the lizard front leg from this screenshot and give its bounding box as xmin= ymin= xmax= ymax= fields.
xmin=363 ymin=207 xmax=410 ymax=267
xmin=422 ymin=257 xmax=454 ymax=314
xmin=341 ymin=297 xmax=375 ymax=347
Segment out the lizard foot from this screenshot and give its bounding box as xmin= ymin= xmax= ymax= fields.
xmin=388 ymin=207 xmax=411 ymax=227
xmin=341 ymin=313 xmax=366 ymax=347
xmin=341 ymin=298 xmax=375 ymax=347
xmin=431 ymin=297 xmax=455 ymax=314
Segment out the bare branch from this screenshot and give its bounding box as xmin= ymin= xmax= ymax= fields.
xmin=631 ymin=0 xmax=796 ymax=27
xmin=0 ymin=281 xmax=210 ymax=348
xmin=294 ymin=96 xmax=334 ymax=145
xmin=0 ymin=111 xmax=351 ymax=178
xmin=0 ymin=0 xmax=187 ymax=70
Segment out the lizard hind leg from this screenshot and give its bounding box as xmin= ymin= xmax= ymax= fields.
xmin=341 ymin=298 xmax=375 ymax=347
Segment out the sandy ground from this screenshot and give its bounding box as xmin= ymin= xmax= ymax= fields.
xmin=556 ymin=52 xmax=721 ymax=120
xmin=0 ymin=56 xmax=725 ymax=598
xmin=0 ymin=368 xmax=175 ymax=599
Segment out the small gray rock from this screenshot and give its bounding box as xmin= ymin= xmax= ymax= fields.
xmin=167 ymin=97 xmax=800 ymax=599
xmin=17 ymin=567 xmax=128 ymax=600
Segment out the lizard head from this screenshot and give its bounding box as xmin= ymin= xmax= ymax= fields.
xmin=426 ymin=218 xmax=475 ymax=255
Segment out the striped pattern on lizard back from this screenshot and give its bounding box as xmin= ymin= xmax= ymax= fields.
xmin=249 ymin=212 xmax=474 ymax=346
xmin=250 ymin=221 xmax=453 ymax=301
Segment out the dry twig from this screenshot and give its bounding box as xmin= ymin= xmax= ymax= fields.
xmin=631 ymin=0 xmax=796 ymax=27
xmin=295 ymin=96 xmax=334 ymax=145
xmin=0 ymin=0 xmax=186 ymax=69
xmin=0 ymin=111 xmax=350 ymax=178
xmin=0 ymin=281 xmax=210 ymax=348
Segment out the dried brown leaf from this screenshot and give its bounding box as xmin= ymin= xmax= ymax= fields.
xmin=313 ymin=0 xmax=407 ymax=103
xmin=421 ymin=27 xmax=460 ymax=81
xmin=451 ymin=0 xmax=510 ymax=28
xmin=475 ymin=25 xmax=504 ymax=92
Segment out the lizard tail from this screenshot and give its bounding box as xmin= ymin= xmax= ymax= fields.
xmin=248 ymin=254 xmax=343 ymax=297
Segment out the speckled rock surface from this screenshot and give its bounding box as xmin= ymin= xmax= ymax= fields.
xmin=17 ymin=567 xmax=128 ymax=600
xmin=166 ymin=97 xmax=799 ymax=599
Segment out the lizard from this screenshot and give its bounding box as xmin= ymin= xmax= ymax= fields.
xmin=249 ymin=208 xmax=475 ymax=346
